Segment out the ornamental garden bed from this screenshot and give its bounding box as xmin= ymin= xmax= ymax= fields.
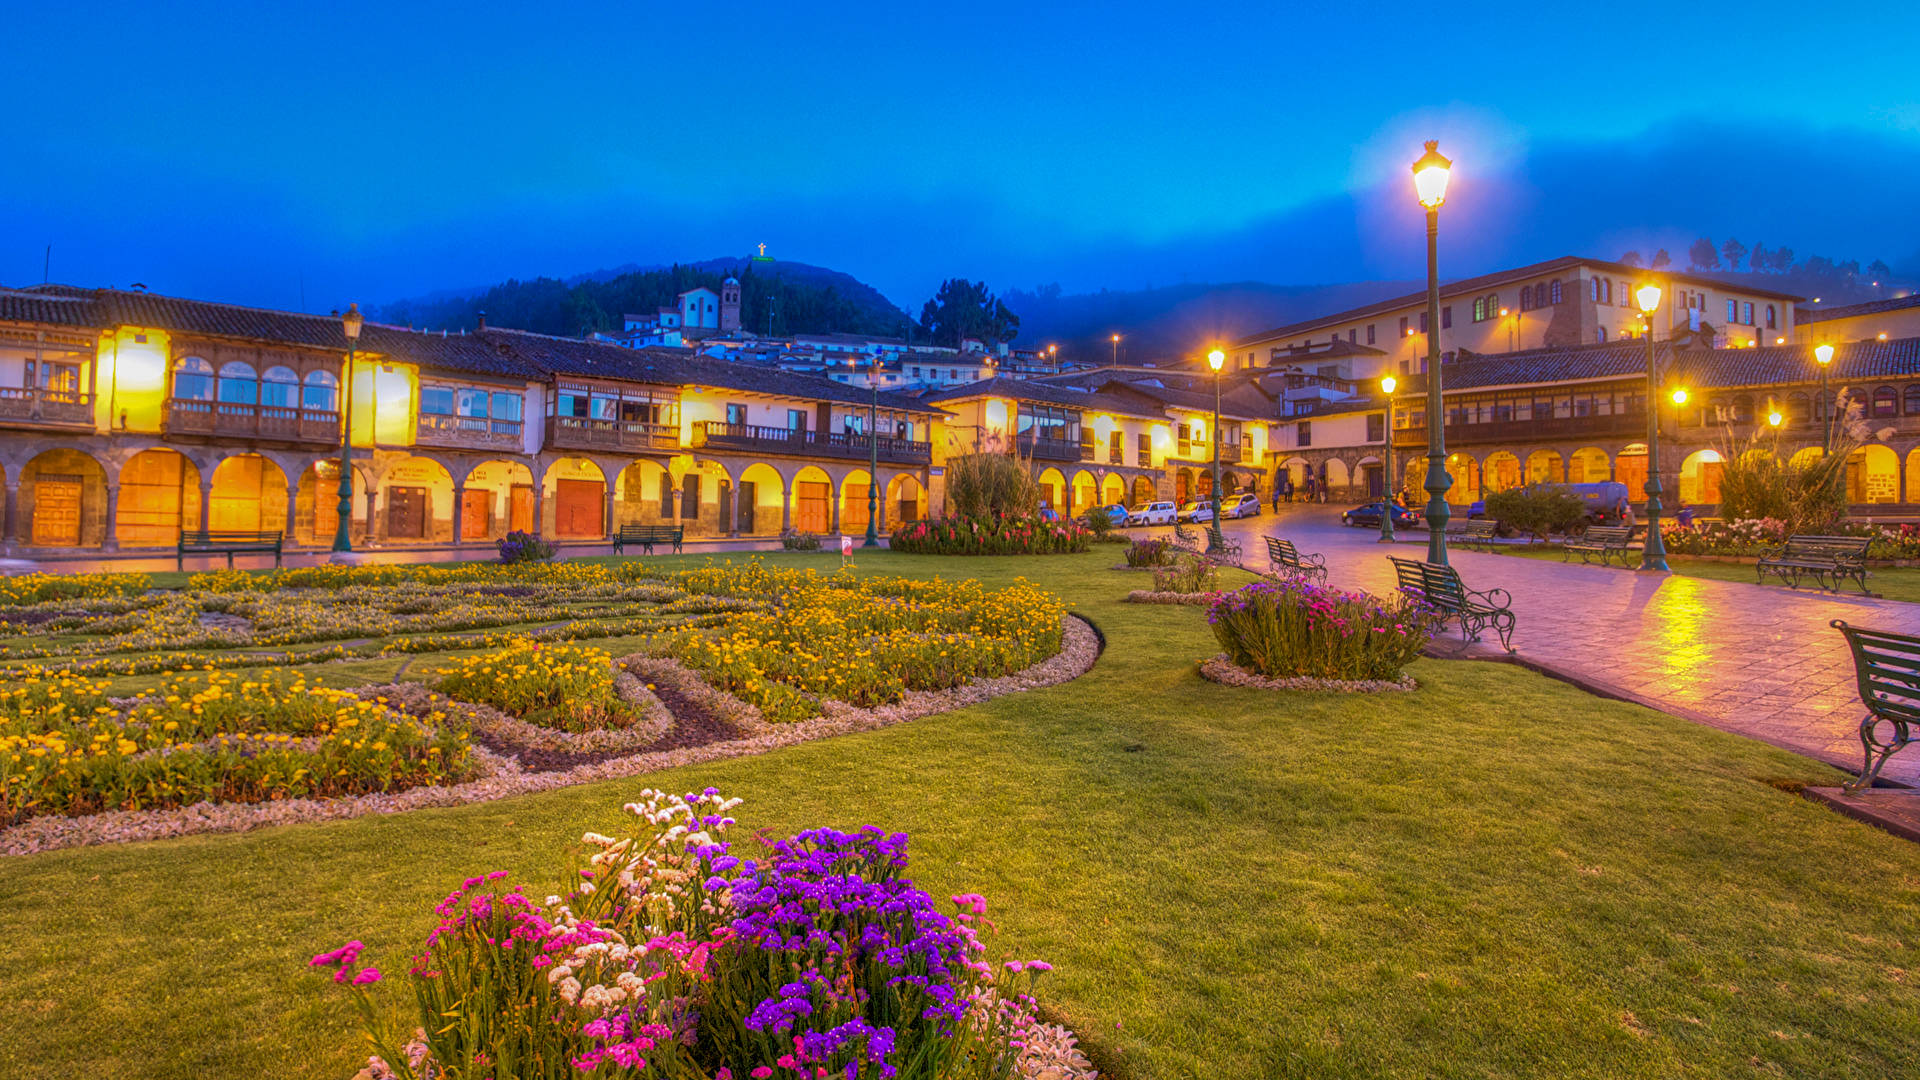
xmin=0 ymin=560 xmax=1092 ymax=854
xmin=1203 ymin=576 xmax=1435 ymax=687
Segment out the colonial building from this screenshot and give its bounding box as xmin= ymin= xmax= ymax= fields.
xmin=1795 ymin=294 xmax=1920 ymax=346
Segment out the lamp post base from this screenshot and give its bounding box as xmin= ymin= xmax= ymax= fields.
xmin=329 ymin=550 xmax=373 ymax=566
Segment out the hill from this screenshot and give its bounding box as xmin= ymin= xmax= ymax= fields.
xmin=377 ymin=258 xmax=914 ymax=338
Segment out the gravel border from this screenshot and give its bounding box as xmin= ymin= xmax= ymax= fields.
xmin=1198 ymin=653 xmax=1417 ymax=694
xmin=375 ymin=667 xmax=673 ymax=755
xmin=1 ymin=616 xmax=1098 ymax=856
xmin=1124 ymin=590 xmax=1216 ymax=605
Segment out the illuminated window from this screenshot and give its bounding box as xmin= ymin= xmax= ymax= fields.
xmin=1474 ymin=297 xmax=1486 ymax=322
xmin=1742 ymin=302 xmax=1754 ymax=325
xmin=302 ymin=370 xmax=338 ymax=412
xmin=172 ymin=356 xmax=214 ymax=401
xmin=1874 ymin=386 xmax=1898 ymax=418
xmin=1548 ymin=280 xmax=1563 ymax=305
xmin=1766 ymin=304 xmax=1777 ymax=329
xmin=217 ymin=361 xmax=258 ymax=405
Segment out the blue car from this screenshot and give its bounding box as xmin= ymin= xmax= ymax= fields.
xmin=1082 ymin=503 xmax=1129 ymax=528
xmin=1342 ymin=501 xmax=1420 ymax=529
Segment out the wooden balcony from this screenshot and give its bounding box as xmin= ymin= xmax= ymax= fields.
xmin=693 ymin=421 xmax=932 ymax=465
xmin=1392 ymin=410 xmax=1647 ymax=449
xmin=0 ymin=388 xmax=94 ymax=431
xmin=545 ymin=416 xmax=680 ymax=454
xmin=164 ymin=399 xmax=340 ymax=444
xmin=1011 ymin=433 xmax=1081 ymax=462
xmin=416 ymin=413 xmax=524 ymax=451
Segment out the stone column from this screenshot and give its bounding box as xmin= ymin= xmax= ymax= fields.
xmin=781 ymin=485 xmax=792 ymax=531
xmin=730 ymin=482 xmax=744 ymax=538
xmin=283 ymin=483 xmax=299 ymax=546
xmin=532 ymin=483 xmax=545 ymax=538
xmin=3 ymin=483 xmax=17 ymax=550
xmin=830 ymin=488 xmax=841 ymax=535
xmin=875 ymin=475 xmax=887 ymax=533
xmin=451 ymin=483 xmax=467 ymax=545
xmin=197 ymin=476 xmax=214 ymax=535
xmin=603 ymin=486 xmax=617 ymax=542
xmin=102 ymin=484 xmax=120 ymax=552
xmin=364 ymin=489 xmax=380 ymax=545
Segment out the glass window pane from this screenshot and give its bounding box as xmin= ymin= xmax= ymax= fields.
xmin=491 ymin=392 xmax=522 ymax=422
xmin=420 ymin=386 xmax=455 ymax=415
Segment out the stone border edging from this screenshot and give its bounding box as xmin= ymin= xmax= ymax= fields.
xmin=1124 ymin=590 xmax=1214 ymax=605
xmin=0 ymin=616 xmax=1100 ymax=857
xmin=1198 ymin=654 xmax=1417 ymax=694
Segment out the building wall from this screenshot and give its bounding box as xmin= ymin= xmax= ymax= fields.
xmin=1796 ymin=305 xmax=1920 ymax=345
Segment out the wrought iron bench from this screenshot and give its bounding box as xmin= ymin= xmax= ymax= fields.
xmin=177 ymin=529 xmax=283 ymax=571
xmin=1172 ymin=520 xmax=1202 ymax=551
xmin=1831 ymin=619 xmax=1920 ymax=793
xmin=612 ymin=524 xmax=685 ymax=555
xmin=1264 ymin=536 xmax=1326 ymax=582
xmin=1454 ymin=519 xmax=1500 ymax=551
xmin=1757 ymin=535 xmax=1872 ymax=595
xmin=1389 ymin=555 xmax=1516 ymax=652
xmin=1563 ymin=525 xmax=1635 ymax=568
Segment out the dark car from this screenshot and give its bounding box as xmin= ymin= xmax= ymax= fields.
xmin=1342 ymin=500 xmax=1420 ymax=529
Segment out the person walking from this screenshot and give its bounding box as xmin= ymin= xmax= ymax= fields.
xmin=1282 ymin=474 xmax=1294 ymax=504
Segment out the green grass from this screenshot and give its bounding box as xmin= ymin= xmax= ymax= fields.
xmin=3 ymin=551 xmax=1920 ymax=1079
xmin=1477 ymin=542 xmax=1920 ymax=601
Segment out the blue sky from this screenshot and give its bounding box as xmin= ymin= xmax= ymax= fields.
xmin=6 ymin=1 xmax=1920 ymax=313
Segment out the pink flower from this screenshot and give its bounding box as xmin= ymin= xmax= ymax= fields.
xmin=352 ymin=967 xmax=382 ymax=986
xmin=752 ymin=1069 xmax=773 ymax=1079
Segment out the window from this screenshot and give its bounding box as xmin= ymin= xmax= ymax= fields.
xmin=1742 ymin=302 xmax=1754 ymax=325
xmin=787 ymin=408 xmax=807 ymax=430
xmin=1441 ymin=306 xmax=1452 ymax=329
xmin=1419 ymin=312 xmax=1429 ymax=333
xmin=23 ymin=360 xmax=80 ymax=392
xmin=1399 ymin=316 xmax=1411 ymax=337
xmin=302 ymin=369 xmax=337 ymax=412
xmin=1297 ymin=421 xmax=1311 ymax=447
xmin=1592 ymin=279 xmax=1602 ymax=303
xmin=259 ymin=365 xmax=299 ymax=408
xmin=217 ymin=361 xmax=258 ymax=405
xmin=1137 ymin=432 xmax=1150 ymax=464
xmin=725 ymin=403 xmax=749 ymax=425
xmin=1488 ymin=293 xmax=1500 ymax=317
xmin=1597 ymin=328 xmax=1607 ymax=343
xmin=172 ymin=356 xmax=214 ymax=401
xmin=491 ymin=391 xmax=523 ymax=432
xmin=1548 ymin=279 xmax=1564 ymax=305
xmin=1874 ymin=386 xmax=1898 ymax=418
xmin=1766 ymin=304 xmax=1777 ymax=329
xmin=1727 ymin=299 xmax=1738 ymax=323
xmin=1907 ymin=386 xmax=1920 ymax=416
xmin=420 ymin=385 xmax=455 ymax=415
xmin=1473 ymin=297 xmax=1486 ymax=323
xmin=1366 ymin=413 xmax=1384 ymax=441
xmin=1366 ymin=323 xmax=1376 ymax=345
xmin=1520 ymin=285 xmax=1533 ymax=310
xmin=1349 ymin=328 xmax=1357 ymax=344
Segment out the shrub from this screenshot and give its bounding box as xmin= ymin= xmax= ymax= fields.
xmin=888 ymin=514 xmax=1091 ymax=555
xmin=1151 ymin=552 xmax=1219 ymax=594
xmin=1208 ymin=578 xmax=1434 ymax=680
xmin=496 ymin=529 xmax=556 ymax=564
xmin=433 ymin=639 xmax=642 ymax=732
xmin=1123 ymin=537 xmax=1176 ymax=567
xmin=943 ymin=450 xmax=1041 ymax=520
xmin=779 ymin=527 xmax=822 ymax=551
xmin=1715 ymin=431 xmax=1850 ymax=534
xmin=1081 ymin=505 xmax=1115 ymax=540
xmin=1483 ymin=484 xmax=1587 ymax=539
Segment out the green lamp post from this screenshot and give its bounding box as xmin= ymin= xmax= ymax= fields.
xmin=1378 ymin=374 xmax=1398 ymax=543
xmin=1205 ymin=348 xmax=1226 ymax=554
xmin=331 ymin=303 xmax=363 ymax=556
xmin=1413 ymin=141 xmax=1454 ymax=565
xmin=1635 ymin=281 xmax=1671 ymax=573
xmin=864 ymin=355 xmax=880 ymax=547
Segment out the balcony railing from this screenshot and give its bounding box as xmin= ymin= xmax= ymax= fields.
xmin=545 ymin=415 xmax=680 ymax=453
xmin=1391 ymin=410 xmax=1647 ymax=448
xmin=416 ymin=413 xmax=524 ymax=450
xmin=1108 ymin=448 xmax=1125 ymax=465
xmin=0 ymin=388 xmax=94 ymax=429
xmin=164 ymin=399 xmax=340 ymax=443
xmin=1012 ymin=432 xmax=1081 ymax=462
xmin=694 ymin=421 xmax=932 ymax=465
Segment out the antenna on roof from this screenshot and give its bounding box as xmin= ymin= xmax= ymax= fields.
xmin=43 ymin=244 xmax=50 ymax=284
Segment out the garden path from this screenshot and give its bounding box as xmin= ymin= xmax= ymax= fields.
xmin=1206 ymin=507 xmax=1920 ymax=786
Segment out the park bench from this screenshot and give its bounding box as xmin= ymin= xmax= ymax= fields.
xmin=1454 ymin=519 xmax=1500 ymax=551
xmin=177 ymin=529 xmax=283 ymax=571
xmin=1172 ymin=520 xmax=1201 ymax=551
xmin=1563 ymin=525 xmax=1636 ymax=568
xmin=1757 ymin=535 xmax=1872 ymax=595
xmin=1830 ymin=619 xmax=1920 ymax=793
xmin=1264 ymin=536 xmax=1327 ymax=582
xmin=612 ymin=523 xmax=685 ymax=555
xmin=1389 ymin=555 xmax=1516 ymax=652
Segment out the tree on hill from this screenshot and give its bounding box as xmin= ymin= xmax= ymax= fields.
xmin=918 ymin=279 xmax=1019 ymax=348
xmin=1869 ymin=258 xmax=1893 ymax=281
xmin=1771 ymin=247 xmax=1793 ymax=272
xmin=1750 ymin=241 xmax=1770 ymax=272
xmin=1619 ymin=250 xmax=1644 ymax=267
xmin=1651 ymin=249 xmax=1673 ymax=270
xmin=1688 ymin=237 xmax=1720 ymax=271
xmin=1720 ymin=237 xmax=1748 ymax=272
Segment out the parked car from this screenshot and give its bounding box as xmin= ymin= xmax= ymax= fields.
xmin=1129 ymin=500 xmax=1178 ymax=526
xmin=1082 ymin=503 xmax=1129 ymax=528
xmin=1178 ymin=500 xmax=1214 ymax=524
xmin=1221 ymin=493 xmax=1261 ymax=519
xmin=1467 ymin=499 xmax=1486 ymax=519
xmin=1341 ymin=500 xmax=1420 ymax=529
xmin=1038 ymin=506 xmax=1060 ymax=522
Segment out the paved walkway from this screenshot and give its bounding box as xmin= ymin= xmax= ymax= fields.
xmin=1201 ymin=506 xmax=1914 ymax=786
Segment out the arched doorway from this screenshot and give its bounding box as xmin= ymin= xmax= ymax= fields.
xmin=1036 ymin=467 xmax=1067 ymax=515
xmin=1323 ymin=459 xmax=1349 ymax=498
xmin=791 ymin=465 xmax=834 ymax=534
xmin=738 ymin=463 xmax=786 ymax=535
xmin=1444 ymin=453 xmax=1481 ymax=504
xmin=886 ymin=474 xmax=926 ymax=526
xmin=466 ymin=460 xmax=535 ymax=541
xmin=1130 ymin=476 xmax=1155 ymax=506
xmin=117 ymin=448 xmax=202 ymax=547
xmin=382 ymin=456 xmax=455 ymax=542
xmin=1100 ymin=473 xmax=1125 ymax=506
xmin=1174 ymin=469 xmax=1192 ymax=504
xmin=1070 ymin=470 xmax=1098 ymax=513
xmin=1615 ymin=444 xmax=1648 ymax=502
xmin=207 ymin=454 xmax=289 ymax=533
xmin=1484 ymin=451 xmax=1521 ymax=493
xmin=544 ymin=457 xmax=606 ymax=539
xmin=1568 ymin=447 xmax=1610 ymax=484
xmin=1847 ymin=444 xmax=1899 ymax=504
xmin=22 ymin=449 xmax=108 ymax=548
xmin=1679 ymin=449 xmax=1725 ymax=505
xmin=840 ymin=468 xmax=875 ymax=536
xmin=1526 ymin=449 xmax=1565 ymax=485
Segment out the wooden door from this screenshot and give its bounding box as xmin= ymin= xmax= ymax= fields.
xmin=1700 ymin=462 xmax=1725 ymax=504
xmin=555 ymin=478 xmax=603 ymax=537
xmin=209 ymin=457 xmax=263 ymax=531
xmin=387 ymin=486 xmax=428 ymax=539
xmin=1615 ymin=455 xmax=1647 ymax=503
xmin=461 ymin=488 xmax=492 ymax=539
xmin=31 ymin=477 xmax=82 ymax=546
xmin=680 ymin=476 xmax=702 ymax=521
xmin=509 ymin=485 xmax=534 ymax=533
xmin=898 ymin=494 xmax=917 ymax=524
xmin=119 ymin=452 xmax=185 ymax=546
xmin=795 ymin=481 xmax=830 ymax=533
xmin=842 ymin=482 xmax=870 ymax=535
xmin=718 ymin=480 xmax=733 ymax=533
xmin=738 ymin=481 xmax=757 ymax=533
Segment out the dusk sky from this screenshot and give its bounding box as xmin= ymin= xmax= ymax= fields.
xmin=7 ymin=1 xmax=1920 ymax=314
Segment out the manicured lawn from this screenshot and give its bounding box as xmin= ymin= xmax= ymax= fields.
xmin=3 ymin=551 xmax=1920 ymax=1079
xmin=1476 ymin=541 xmax=1920 ymax=601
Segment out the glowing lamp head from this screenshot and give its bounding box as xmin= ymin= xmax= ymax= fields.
xmin=1814 ymin=343 xmax=1834 ymax=366
xmin=1411 ymin=140 xmax=1451 ymax=209
xmin=341 ymin=302 xmax=364 ymax=342
xmin=1111 ymin=333 xmax=1120 ymax=343
xmin=1499 ymin=308 xmax=1509 ymax=317
xmin=1635 ymin=283 xmax=1662 ymax=314
xmin=1207 ymin=348 xmax=1225 ymax=372
xmin=1768 ymin=410 xmax=1783 ymax=427
xmin=1380 ymin=375 xmax=1397 ymax=395
xmin=1671 ymin=388 xmax=1689 ymax=406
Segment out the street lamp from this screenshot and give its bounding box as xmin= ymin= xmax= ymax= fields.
xmin=1500 ymin=307 xmax=1515 ymax=352
xmin=852 ymin=356 xmax=880 ymax=547
xmin=1205 ymin=348 xmax=1226 ymax=554
xmin=1635 ymin=281 xmax=1670 ymax=573
xmin=1814 ymin=343 xmax=1835 ymax=451
xmin=1378 ymin=375 xmax=1398 ymax=544
xmin=331 ymin=303 xmax=363 ymax=557
xmin=1412 ymin=140 xmax=1453 ymax=564
xmin=1111 ymin=334 xmax=1121 ymax=366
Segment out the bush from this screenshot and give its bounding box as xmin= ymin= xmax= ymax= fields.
xmin=888 ymin=514 xmax=1091 ymax=555
xmin=779 ymin=528 xmax=822 ymax=551
xmin=1081 ymin=506 xmax=1115 ymax=540
xmin=1483 ymin=484 xmax=1588 ymax=539
xmin=1124 ymin=537 xmax=1176 ymax=567
xmin=496 ymin=529 xmax=556 ymax=564
xmin=1208 ymin=578 xmax=1435 ymax=680
xmin=1151 ymin=552 xmax=1219 ymax=594
xmin=1716 ymin=434 xmax=1850 ymax=534
xmin=943 ymin=451 xmax=1041 ymax=520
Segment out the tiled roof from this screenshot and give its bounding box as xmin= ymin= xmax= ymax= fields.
xmin=1068 ymin=374 xmax=1278 ymax=421
xmin=0 ymin=288 xmax=102 ymax=328
xmin=1672 ymin=337 xmax=1920 ymax=390
xmin=924 ymin=376 xmax=1166 ymax=419
xmin=1797 ymin=293 xmax=1920 ymax=323
xmin=1292 ymin=396 xmax=1385 ymax=418
xmin=1233 ymin=255 xmax=1804 ymax=346
xmin=1391 ymin=336 xmax=1920 ymax=396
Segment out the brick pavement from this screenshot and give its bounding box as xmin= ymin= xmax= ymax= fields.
xmin=1208 ymin=506 xmax=1917 ymax=785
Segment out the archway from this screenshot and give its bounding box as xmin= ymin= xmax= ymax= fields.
xmin=1568 ymin=447 xmax=1611 ymax=484
xmin=1130 ymin=476 xmax=1156 ymax=506
xmin=465 ymin=460 xmax=536 ymax=541
xmin=1615 ymin=444 xmax=1648 ymax=502
xmin=1281 ymin=457 xmax=1308 ymax=493
xmin=1194 ymin=470 xmax=1214 ymax=498
xmin=1847 ymin=444 xmax=1899 ymax=504
xmin=22 ymin=449 xmax=108 ymax=548
xmin=739 ymin=463 xmax=787 ymax=535
xmin=207 ymin=454 xmax=289 ymax=533
xmin=614 ymin=460 xmax=671 ymax=531
xmin=1788 ymin=446 xmax=1826 ymax=471
xmin=840 ymin=468 xmax=875 ymax=537
xmin=886 ymin=474 xmax=926 ymax=526
xmin=117 ymin=448 xmax=203 ymax=547
xmin=1174 ymin=468 xmax=1192 ymax=504
xmin=1070 ymin=470 xmax=1098 ymax=513
xmin=1323 ymin=458 xmax=1349 ymax=498
xmin=675 ymin=460 xmax=732 ymax=536
xmin=791 ymin=465 xmax=834 ymax=534
xmin=1355 ymin=455 xmax=1383 ymax=499
xmin=543 ymin=457 xmax=606 ymax=539
xmin=382 ymin=456 xmax=456 ymax=542
xmin=1484 ymin=451 xmax=1521 ymax=493
xmin=1907 ymin=449 xmax=1920 ymax=503
xmin=1679 ymin=449 xmax=1725 ymax=506
xmin=1100 ymin=473 xmax=1125 ymax=506
xmin=1444 ymin=452 xmax=1482 ymax=504
xmin=297 ymin=460 xmax=371 ymax=546
xmin=1526 ymin=449 xmax=1565 ymax=485
xmin=1036 ymin=467 xmax=1067 ymax=514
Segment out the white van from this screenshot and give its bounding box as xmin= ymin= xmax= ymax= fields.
xmin=1128 ymin=501 xmax=1177 ymax=526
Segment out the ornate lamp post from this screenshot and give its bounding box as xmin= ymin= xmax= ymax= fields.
xmin=1412 ymin=140 xmax=1453 ymax=564
xmin=1814 ymin=343 xmax=1835 ymax=451
xmin=331 ymin=303 xmax=363 ymax=557
xmin=1205 ymin=348 xmax=1226 ymax=554
xmin=1635 ymin=282 xmax=1670 ymax=573
xmin=1378 ymin=375 xmax=1397 ymax=543
xmin=853 ymin=355 xmax=880 ymax=547
xmin=1111 ymin=334 xmax=1121 ymax=366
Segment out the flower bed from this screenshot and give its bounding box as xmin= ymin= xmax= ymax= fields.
xmin=888 ymin=514 xmax=1091 ymax=555
xmin=313 ymin=788 xmax=1094 ymax=1080
xmin=1121 ymin=537 xmax=1176 ymax=568
xmin=1198 ymin=653 xmax=1416 ymax=693
xmin=433 ymin=639 xmax=647 ymax=733
xmin=1207 ymin=578 xmax=1435 ymax=682
xmin=1657 ymin=518 xmax=1920 ymax=560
